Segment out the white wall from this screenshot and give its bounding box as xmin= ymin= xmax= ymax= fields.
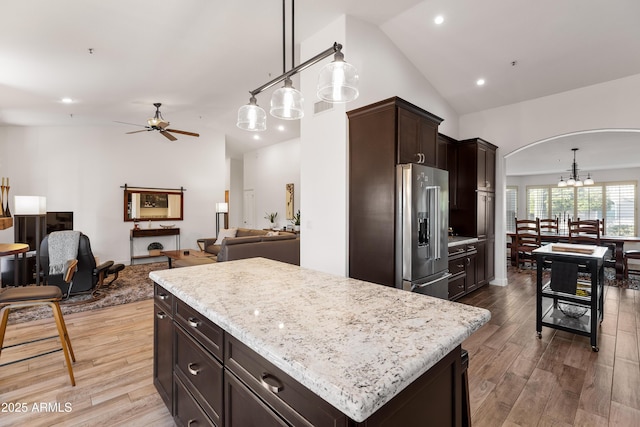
xmin=243 ymin=138 xmax=300 ymax=230
xmin=461 ymin=73 xmax=640 ymax=285
xmin=0 ymin=125 xmax=226 ymax=264
xmin=298 ymin=15 xmax=460 ymax=276
xmin=226 ymin=157 xmax=244 ymax=228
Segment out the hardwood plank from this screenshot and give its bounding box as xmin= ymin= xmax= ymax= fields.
xmin=541 ymin=364 xmax=586 ymax=424
xmin=609 ymin=401 xmax=640 ymax=427
xmin=503 ymin=367 xmax=557 ymax=426
xmin=611 ymin=357 xmax=640 ymax=410
xmin=578 ymin=362 xmax=613 ymax=419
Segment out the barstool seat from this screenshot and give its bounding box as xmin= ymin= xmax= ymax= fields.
xmin=0 ymin=260 xmax=78 ymax=386
xmin=624 ymin=250 xmax=640 ymax=279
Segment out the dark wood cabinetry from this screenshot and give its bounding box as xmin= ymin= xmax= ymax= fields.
xmin=347 ymin=97 xmax=443 ymax=287
xmin=153 ymin=284 xmax=174 ymax=411
xmin=450 ymin=138 xmax=497 ymax=287
xmin=448 ymin=243 xmax=478 ymax=300
xmin=155 ymin=286 xmax=467 ymax=426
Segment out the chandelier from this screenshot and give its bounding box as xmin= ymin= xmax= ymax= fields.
xmin=236 ymin=0 xmax=359 ymax=132
xmin=557 ymin=148 xmax=594 ymax=187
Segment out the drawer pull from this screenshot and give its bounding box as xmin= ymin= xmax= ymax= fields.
xmin=260 ymin=373 xmax=283 ymax=393
xmin=156 ymin=312 xmax=167 ymax=320
xmin=187 ymin=420 xmax=198 ymax=427
xmin=157 ymin=293 xmax=169 ymax=300
xmin=468 ymin=246 xmax=476 ymax=251
xmin=456 ymin=264 xmax=464 ymax=268
xmin=187 ymin=363 xmax=201 ymax=376
xmin=187 ymin=317 xmax=201 ymax=328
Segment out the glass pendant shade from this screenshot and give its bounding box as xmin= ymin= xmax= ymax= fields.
xmin=566 ymin=177 xmax=576 ymax=186
xmin=574 ymin=179 xmax=583 ymax=187
xmin=557 ymin=177 xmax=567 ymax=187
xmin=237 ymin=96 xmax=266 ymax=131
xmin=584 ymin=174 xmax=594 ymax=185
xmin=270 ymin=78 xmax=304 ymax=120
xmin=317 ymin=51 xmax=359 ymax=103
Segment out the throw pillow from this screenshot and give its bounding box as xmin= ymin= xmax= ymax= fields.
xmin=214 ymin=228 xmax=238 ymax=245
xmin=265 ymin=231 xmax=280 ymax=236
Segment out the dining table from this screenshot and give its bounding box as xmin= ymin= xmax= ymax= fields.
xmin=507 ymin=232 xmax=640 ymax=280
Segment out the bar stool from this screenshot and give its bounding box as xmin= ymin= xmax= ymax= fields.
xmin=624 ymin=250 xmax=640 ymax=279
xmin=0 ymin=259 xmax=78 ymax=386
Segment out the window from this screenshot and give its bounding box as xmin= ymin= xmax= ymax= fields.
xmin=526 ymin=182 xmax=637 ymax=236
xmin=506 ymin=186 xmax=517 ymax=232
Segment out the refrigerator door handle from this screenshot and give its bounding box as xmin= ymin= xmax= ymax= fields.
xmin=413 ymin=272 xmax=452 ymax=289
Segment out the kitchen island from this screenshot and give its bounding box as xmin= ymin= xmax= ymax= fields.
xmin=151 ymin=258 xmax=490 ymax=426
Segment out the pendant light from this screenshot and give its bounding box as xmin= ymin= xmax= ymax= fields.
xmin=270 ymin=77 xmax=304 ymax=119
xmin=236 ymin=96 xmax=267 ymax=131
xmin=237 ymin=0 xmax=358 ymax=131
xmin=317 ymin=49 xmax=359 ymax=103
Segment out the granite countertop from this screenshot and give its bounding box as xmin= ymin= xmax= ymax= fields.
xmin=448 ymin=236 xmax=479 ymax=247
xmin=150 ymin=258 xmax=490 ymax=422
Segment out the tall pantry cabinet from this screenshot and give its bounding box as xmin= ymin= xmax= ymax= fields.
xmin=347 ymin=97 xmax=444 ymax=287
xmin=449 ymin=138 xmax=497 ymax=287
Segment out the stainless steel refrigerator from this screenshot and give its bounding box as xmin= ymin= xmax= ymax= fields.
xmin=396 ymin=163 xmax=450 ymax=298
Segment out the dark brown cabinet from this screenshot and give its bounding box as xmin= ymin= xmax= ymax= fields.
xmin=448 ymin=243 xmax=478 ymax=300
xmin=450 ymin=138 xmax=497 ymax=288
xmin=153 ymin=284 xmax=174 ymax=412
xmin=155 ymin=286 xmax=467 ymax=426
xmin=347 ymin=97 xmax=443 ymax=287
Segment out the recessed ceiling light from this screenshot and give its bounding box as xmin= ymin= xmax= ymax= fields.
xmin=277 ymin=125 xmax=285 ymax=131
xmin=253 ymin=134 xmax=260 ymax=140
xmin=61 ymin=97 xmax=73 ymax=103
xmin=434 ymin=15 xmax=444 ymax=25
xmin=476 ymin=78 xmax=485 ymax=86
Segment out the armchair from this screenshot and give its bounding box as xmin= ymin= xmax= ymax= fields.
xmin=39 ymin=232 xmax=124 ymax=299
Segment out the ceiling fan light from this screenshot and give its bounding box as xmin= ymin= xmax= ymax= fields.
xmin=317 ymin=51 xmax=359 ymax=103
xmin=237 ymin=96 xmax=266 ymax=131
xmin=270 ymin=78 xmax=304 ymax=120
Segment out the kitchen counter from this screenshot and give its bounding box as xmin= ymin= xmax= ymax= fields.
xmin=150 ymin=258 xmax=490 ymax=422
xmin=448 ymin=235 xmax=479 ymax=247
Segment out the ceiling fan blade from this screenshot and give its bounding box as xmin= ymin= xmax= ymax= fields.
xmin=160 ymin=130 xmax=178 ymax=141
xmin=115 ymin=120 xmax=147 ymax=128
xmin=126 ymin=129 xmax=151 ymax=134
xmin=166 ymin=128 xmax=200 ymax=137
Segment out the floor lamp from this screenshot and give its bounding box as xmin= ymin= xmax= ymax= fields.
xmin=215 ymin=202 xmax=228 ymax=237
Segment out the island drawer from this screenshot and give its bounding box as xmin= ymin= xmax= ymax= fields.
xmin=175 ymin=325 xmax=223 ymax=426
xmin=174 ymin=374 xmax=216 ymax=427
xmin=224 ymin=335 xmax=347 ymax=427
xmin=175 ymin=298 xmax=223 ymax=360
xmin=154 ymin=283 xmax=173 ymax=313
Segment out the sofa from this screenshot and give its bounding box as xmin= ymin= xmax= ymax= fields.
xmin=203 ymin=228 xmax=300 ymax=266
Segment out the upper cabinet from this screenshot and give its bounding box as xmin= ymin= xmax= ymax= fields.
xmin=456 ymin=138 xmax=497 ymax=193
xmin=397 ymin=105 xmax=443 ymax=166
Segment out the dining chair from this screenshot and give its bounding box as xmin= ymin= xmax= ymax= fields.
xmin=515 ymin=218 xmax=541 ymax=269
xmin=568 ymin=219 xmax=601 ymax=245
xmin=539 ymin=217 xmax=559 ymax=234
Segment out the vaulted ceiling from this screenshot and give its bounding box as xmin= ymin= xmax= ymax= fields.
xmin=2 ymin=0 xmax=640 ymax=163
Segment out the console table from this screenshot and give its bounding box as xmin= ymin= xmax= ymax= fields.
xmin=130 ymin=228 xmax=180 ymax=265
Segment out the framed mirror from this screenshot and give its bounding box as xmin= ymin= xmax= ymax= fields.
xmin=123 ymin=186 xmax=184 ymax=222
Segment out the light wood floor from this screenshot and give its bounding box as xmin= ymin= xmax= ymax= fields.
xmin=459 ymin=268 xmax=640 ymax=427
xmin=0 ymin=299 xmax=173 ymax=427
xmin=1 ymin=269 xmax=638 ymax=426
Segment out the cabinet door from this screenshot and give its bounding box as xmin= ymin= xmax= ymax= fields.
xmin=154 ymin=303 xmax=173 ymax=412
xmin=477 ymin=192 xmax=488 ymax=239
xmin=486 ymin=192 xmax=495 ymax=238
xmin=436 ymin=134 xmax=449 ymax=171
xmin=466 ymin=253 xmax=478 ymax=292
xmin=475 ymin=240 xmax=487 ymax=287
xmin=419 ymin=116 xmax=438 ymax=167
xmin=397 ymin=108 xmax=422 ymax=164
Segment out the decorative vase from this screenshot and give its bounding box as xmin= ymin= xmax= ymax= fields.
xmin=294 ymin=225 xmax=300 ymax=232
xmin=270 ymin=222 xmax=276 ymax=230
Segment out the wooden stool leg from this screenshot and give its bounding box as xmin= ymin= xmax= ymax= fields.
xmin=0 ymin=307 xmax=10 ymax=358
xmin=49 ymin=302 xmax=75 ymax=386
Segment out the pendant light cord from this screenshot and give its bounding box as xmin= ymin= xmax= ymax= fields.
xmin=282 ymin=0 xmax=295 ymax=73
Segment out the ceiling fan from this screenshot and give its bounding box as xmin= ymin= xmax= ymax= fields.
xmin=119 ymin=103 xmax=200 ymax=141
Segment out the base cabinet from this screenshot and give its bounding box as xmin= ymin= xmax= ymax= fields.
xmin=448 ymin=243 xmax=478 ymax=300
xmin=155 ymin=285 xmax=465 ymax=427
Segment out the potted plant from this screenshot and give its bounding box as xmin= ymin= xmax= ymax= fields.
xmin=264 ymin=212 xmax=278 ymax=229
xmin=290 ymin=210 xmax=301 ymax=231
xmin=147 ymin=241 xmax=164 ymax=256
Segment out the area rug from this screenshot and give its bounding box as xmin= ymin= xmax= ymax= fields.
xmin=5 ymin=262 xmax=168 ymax=325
